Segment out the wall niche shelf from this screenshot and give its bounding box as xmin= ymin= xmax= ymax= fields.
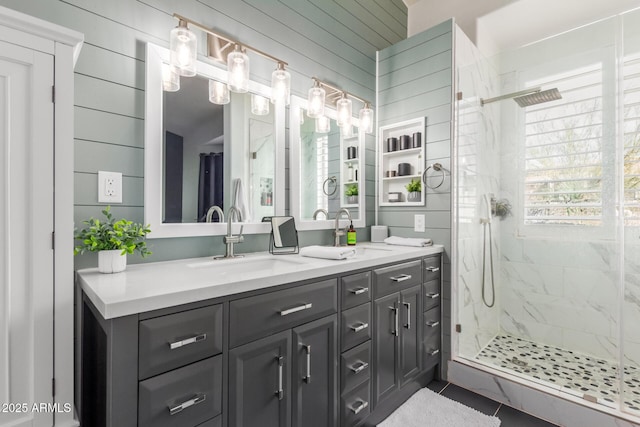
xmin=379 ymin=117 xmax=426 ymax=207
xmin=342 ymin=135 xmax=360 ymax=208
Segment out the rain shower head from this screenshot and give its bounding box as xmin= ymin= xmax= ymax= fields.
xmin=480 ymin=87 xmax=562 ymax=107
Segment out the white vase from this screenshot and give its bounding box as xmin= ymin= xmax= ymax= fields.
xmin=98 ymin=249 xmax=127 ymax=274
xmin=407 ymin=191 xmax=421 ymax=202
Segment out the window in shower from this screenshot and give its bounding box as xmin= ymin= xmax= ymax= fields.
xmin=523 ymin=63 xmax=605 ymax=226
xmin=623 ymin=55 xmax=640 ymax=227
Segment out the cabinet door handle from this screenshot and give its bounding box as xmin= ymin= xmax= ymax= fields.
xmin=349 ymin=400 xmax=369 ymax=415
xmin=426 ymin=292 xmax=440 ymax=299
xmin=349 ymin=361 xmax=369 ymax=374
xmin=280 ymin=303 xmax=312 ymax=316
xmin=303 ymin=345 xmax=311 ymax=383
xmin=275 ymin=356 xmax=284 ymax=400
xmin=389 ymin=305 xmax=398 ymax=336
xmin=168 ymin=333 xmax=207 ymax=350
xmin=390 ymin=274 xmax=411 ymax=282
xmin=349 ymin=322 xmax=369 ymax=333
xmin=427 ymin=348 xmax=440 ymax=356
xmin=426 ymin=320 xmax=440 ymax=328
xmin=350 ymin=287 xmax=369 ymax=295
xmin=426 ymin=266 xmax=440 ymax=272
xmin=168 ymin=393 xmax=206 ymax=415
xmin=403 ymin=302 xmax=411 ymax=329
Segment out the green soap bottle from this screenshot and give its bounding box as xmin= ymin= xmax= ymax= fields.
xmin=347 ymin=221 xmax=356 ymax=245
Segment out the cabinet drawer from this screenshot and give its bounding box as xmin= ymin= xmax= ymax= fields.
xmin=229 ymin=279 xmax=337 ymax=348
xmin=373 ymin=260 xmax=421 ymax=298
xmin=423 ymin=256 xmax=441 ymax=283
xmin=341 ymin=271 xmax=371 ymax=310
xmin=196 ymin=416 xmax=221 ymax=427
xmin=139 ymin=304 xmax=223 ymax=380
xmin=423 ymin=306 xmax=441 ymax=342
xmin=423 ymin=280 xmax=441 ymax=312
xmin=341 ymin=303 xmax=371 ymax=351
xmin=341 ymin=341 xmax=371 ymax=394
xmin=423 ymin=314 xmax=441 ymax=371
xmin=341 ymin=379 xmax=371 ymax=427
xmin=138 ymin=355 xmax=222 ymax=427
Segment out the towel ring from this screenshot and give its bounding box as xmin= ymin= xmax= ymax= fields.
xmin=422 ymin=163 xmax=446 ymax=189
xmin=322 ymin=176 xmax=338 ymax=196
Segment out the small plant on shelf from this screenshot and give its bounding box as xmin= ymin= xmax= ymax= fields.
xmin=405 ymin=178 xmax=422 ymax=202
xmin=345 ymin=184 xmax=359 ymax=197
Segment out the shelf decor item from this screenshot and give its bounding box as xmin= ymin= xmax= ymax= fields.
xmin=405 ymin=178 xmax=422 ymax=202
xmin=399 ymin=135 xmax=411 ymax=150
xmin=74 ymin=206 xmax=152 ymax=273
xmin=345 ymin=183 xmax=359 ymax=204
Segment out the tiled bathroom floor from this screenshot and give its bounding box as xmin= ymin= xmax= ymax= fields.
xmin=476 ymin=333 xmax=640 ymax=411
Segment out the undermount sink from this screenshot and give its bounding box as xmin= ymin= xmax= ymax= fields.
xmin=187 ymin=254 xmax=306 ymax=274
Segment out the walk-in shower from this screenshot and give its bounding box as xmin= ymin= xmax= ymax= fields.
xmin=453 ymin=8 xmax=640 ymax=424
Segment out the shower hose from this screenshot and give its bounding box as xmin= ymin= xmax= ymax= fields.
xmin=481 ymin=218 xmax=496 ymax=308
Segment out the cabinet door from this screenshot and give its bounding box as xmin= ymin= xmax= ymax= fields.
xmin=229 ymin=331 xmax=291 ymax=427
xmin=292 ymin=316 xmax=338 ymax=427
xmin=399 ymin=286 xmax=421 ymax=386
xmin=373 ymin=293 xmax=400 ymax=405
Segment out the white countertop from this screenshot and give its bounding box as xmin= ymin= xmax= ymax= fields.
xmin=77 ymin=243 xmax=443 ymax=320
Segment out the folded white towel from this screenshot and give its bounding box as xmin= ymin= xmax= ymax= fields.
xmin=384 ymin=236 xmax=433 ymax=247
xmin=300 ymin=245 xmax=356 ymax=260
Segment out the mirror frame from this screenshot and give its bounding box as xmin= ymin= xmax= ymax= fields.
xmin=289 ymin=95 xmax=366 ymax=231
xmin=145 ymin=43 xmax=286 ymax=238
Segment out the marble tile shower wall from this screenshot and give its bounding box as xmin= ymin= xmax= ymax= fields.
xmin=454 ymin=27 xmax=501 ymax=359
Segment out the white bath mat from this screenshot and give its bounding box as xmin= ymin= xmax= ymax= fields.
xmin=377 ymin=388 xmax=501 ymax=427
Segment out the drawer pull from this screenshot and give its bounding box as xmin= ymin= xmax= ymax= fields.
xmin=280 ymin=303 xmax=312 ymax=316
xmin=303 ymin=345 xmax=311 ymax=383
xmin=275 ymin=356 xmax=284 ymax=400
xmin=426 ymin=292 xmax=440 ymax=299
xmin=168 ymin=333 xmax=207 ymax=350
xmin=426 ymin=266 xmax=440 ymax=272
xmin=390 ymin=274 xmax=412 ymax=282
xmin=428 ymin=348 xmax=440 ymax=356
xmin=349 ymin=322 xmax=369 ymax=333
xmin=168 ymin=393 xmax=206 ymax=415
xmin=403 ymin=302 xmax=411 ymax=329
xmin=349 ymin=361 xmax=369 ymax=374
xmin=426 ymin=320 xmax=440 ymax=328
xmin=350 ymin=287 xmax=369 ymax=295
xmin=349 ymin=400 xmax=369 ymax=415
xmin=389 ymin=305 xmax=398 ymax=336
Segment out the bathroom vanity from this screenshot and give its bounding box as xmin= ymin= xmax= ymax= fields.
xmin=77 ymin=244 xmax=442 ymax=427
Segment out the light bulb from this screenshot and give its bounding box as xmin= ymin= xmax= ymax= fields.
xmin=315 ymin=116 xmax=330 ymax=133
xmin=169 ymin=21 xmax=197 ymax=77
xmin=162 ymin=63 xmax=180 ymax=92
xmin=336 ymin=94 xmax=352 ymax=128
xmin=359 ymin=103 xmax=374 ymax=134
xmin=227 ymin=45 xmax=249 ymax=93
xmin=271 ymin=63 xmax=290 ymax=105
xmin=251 ymin=94 xmax=270 ymax=115
xmin=307 ymin=81 xmax=325 ymax=118
xmin=209 ymin=79 xmax=229 ymax=105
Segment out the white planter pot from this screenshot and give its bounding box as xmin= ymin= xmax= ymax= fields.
xmin=407 ymin=191 xmax=421 ymax=202
xmin=347 ymin=195 xmax=358 ymax=205
xmin=98 ymin=249 xmax=127 ymax=274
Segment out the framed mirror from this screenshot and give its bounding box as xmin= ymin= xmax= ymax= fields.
xmin=145 ymin=43 xmax=285 ymax=238
xmin=289 ymin=96 xmax=366 ymax=230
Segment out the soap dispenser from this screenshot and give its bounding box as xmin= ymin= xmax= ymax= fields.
xmin=347 ymin=221 xmax=356 ymax=245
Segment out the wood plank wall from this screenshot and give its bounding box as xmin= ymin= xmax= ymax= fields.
xmin=0 ymin=0 xmax=406 ymax=268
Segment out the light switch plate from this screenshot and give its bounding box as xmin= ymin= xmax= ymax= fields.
xmin=98 ymin=171 xmax=122 ymax=203
xmin=414 ymin=214 xmax=425 ymax=232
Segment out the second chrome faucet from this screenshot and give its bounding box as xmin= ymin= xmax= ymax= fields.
xmin=214 ymin=205 xmax=244 ymax=259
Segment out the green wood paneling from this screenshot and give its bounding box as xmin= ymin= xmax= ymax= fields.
xmin=74 ymin=73 xmax=144 ymax=118
xmin=74 ymin=107 xmax=144 ymax=148
xmin=378 ymin=50 xmax=452 ymax=89
xmin=74 ymin=173 xmax=143 ymax=206
xmin=74 ymin=140 xmax=143 ymax=176
xmin=75 ymin=43 xmax=144 ymax=90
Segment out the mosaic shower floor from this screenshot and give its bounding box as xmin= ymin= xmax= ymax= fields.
xmin=475 ymin=333 xmax=640 ymax=411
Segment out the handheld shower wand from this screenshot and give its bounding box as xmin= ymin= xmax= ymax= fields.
xmin=481 ymin=194 xmax=496 ymax=308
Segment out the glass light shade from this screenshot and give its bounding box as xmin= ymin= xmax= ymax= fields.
xmin=169 ymin=22 xmax=197 ymax=77
xmin=307 ymin=86 xmax=326 ymax=118
xmin=340 ymin=124 xmax=353 ymax=138
xmin=162 ymin=63 xmax=180 ymax=92
xmin=315 ymin=116 xmax=330 ymax=133
xmin=270 ymin=65 xmax=291 ymax=105
xmin=251 ymin=94 xmax=270 ymax=116
xmin=209 ymin=79 xmax=230 ymax=105
xmin=227 ymin=46 xmax=250 ymax=93
xmin=359 ymin=105 xmax=374 ymax=134
xmin=336 ymin=96 xmax=352 ymax=128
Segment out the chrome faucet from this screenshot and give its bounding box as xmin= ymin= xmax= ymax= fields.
xmin=334 ymin=208 xmax=352 ymax=247
xmin=215 ymin=206 xmax=244 ymax=259
xmin=205 ymin=205 xmax=224 ymax=223
xmin=313 ymin=208 xmax=329 ymax=220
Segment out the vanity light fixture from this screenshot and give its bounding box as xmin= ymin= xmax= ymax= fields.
xmin=271 ymin=62 xmax=291 ymax=105
xmin=162 ymin=62 xmax=180 ymax=92
xmin=315 ymin=115 xmax=330 ymax=133
xmin=308 ymin=77 xmax=373 ymax=134
xmin=251 ymin=94 xmax=270 ymax=115
xmin=227 ymin=44 xmax=249 ymax=93
xmin=340 ymin=124 xmax=353 ymax=138
xmin=209 ymin=79 xmax=230 ymax=105
xmin=169 ymin=20 xmax=197 ymax=77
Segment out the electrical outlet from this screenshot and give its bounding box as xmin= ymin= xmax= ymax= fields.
xmin=414 ymin=214 xmax=425 ymax=232
xmin=98 ymin=171 xmax=122 ymax=203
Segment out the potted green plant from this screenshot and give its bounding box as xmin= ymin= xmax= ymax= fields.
xmin=345 ymin=184 xmax=359 ymax=204
xmin=405 ymin=178 xmax=422 ymax=202
xmin=74 ymin=206 xmax=152 ymax=273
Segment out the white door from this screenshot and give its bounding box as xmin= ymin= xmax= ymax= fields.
xmin=0 ymin=40 xmax=54 ymax=427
